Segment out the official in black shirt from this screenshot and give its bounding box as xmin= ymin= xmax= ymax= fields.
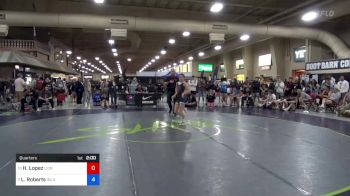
xmin=164 ymin=69 xmax=178 ymax=114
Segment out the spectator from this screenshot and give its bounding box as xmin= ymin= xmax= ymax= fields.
xmin=338 ymin=93 xmax=350 ymax=117
xmin=129 ymin=78 xmax=138 ymax=94
xmin=251 ymin=78 xmax=261 ymax=104
xmin=20 ymin=88 xmax=38 ymax=112
xmin=320 ymin=87 xmax=341 ymax=108
xmin=135 ymin=84 xmax=144 ymax=108
xmin=14 ymin=74 xmax=26 ymax=102
xmin=206 ymin=89 xmax=216 ymax=109
xmin=337 ymin=76 xmax=349 ymax=104
xmin=196 ymin=77 xmax=207 ymax=107
xmin=185 ymin=93 xmax=197 ymax=108
xmin=110 ymin=81 xmax=118 ymax=106
xmin=100 ymin=80 xmax=109 ymax=109
xmin=0 ymin=78 xmax=6 ymax=104
xmin=275 ymin=76 xmax=285 ymax=99
xmin=83 ymin=79 xmax=92 ymax=107
xmin=188 ymin=76 xmax=198 ymax=95
xmin=56 ymin=77 xmax=65 ymax=91
xmin=241 ymin=80 xmax=253 ymax=107
xmin=219 ymin=78 xmax=229 ymax=106
xmin=70 ymin=79 xmax=77 ymax=103
xmin=38 ymin=86 xmax=54 ymax=111
xmin=321 ymin=77 xmax=331 ymax=90
xmin=258 ymin=90 xmax=276 ymax=108
xmin=75 ymin=78 xmax=85 ymax=104
xmin=297 ymin=89 xmax=312 ymax=109
xmin=267 ymin=78 xmax=275 ymax=92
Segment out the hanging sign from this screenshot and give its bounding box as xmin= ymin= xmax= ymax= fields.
xmin=305 ymin=58 xmax=350 ymax=71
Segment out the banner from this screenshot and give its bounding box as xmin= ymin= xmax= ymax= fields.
xmin=305 ymin=58 xmax=350 ymax=71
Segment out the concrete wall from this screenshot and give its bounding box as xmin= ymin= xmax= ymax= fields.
xmin=195 ymin=37 xmax=345 ymax=81
xmin=284 ymin=39 xmax=306 ymax=78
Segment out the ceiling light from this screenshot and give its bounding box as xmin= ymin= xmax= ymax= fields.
xmin=151 ymin=59 xmax=155 ymax=62
xmin=99 ymin=60 xmax=103 ymax=63
xmin=87 ymin=62 xmax=91 ymax=65
xmin=66 ymin=50 xmax=72 ymax=55
xmin=127 ymin=58 xmax=132 ymax=62
xmin=301 ymin=11 xmax=318 ymax=22
xmin=210 ymin=2 xmax=224 ymax=13
xmin=198 ymin=52 xmax=205 ymax=57
xmin=108 ymin=39 xmax=115 ymax=45
xmin=112 ymin=48 xmax=117 ymax=53
xmin=240 ymin=34 xmax=250 ymax=41
xmin=188 ymin=56 xmax=194 ymax=61
xmin=169 ymin=38 xmax=176 ymax=44
xmin=168 ymin=65 xmax=171 ymax=68
xmin=183 ymin=31 xmax=191 ymax=37
xmin=161 ymin=49 xmax=167 ymax=55
xmin=83 ymin=59 xmax=87 ymax=63
xmin=155 ymin=56 xmax=160 ymax=60
xmin=95 ymin=57 xmax=99 ymax=61
xmin=179 ymin=60 xmax=184 ymax=64
xmin=113 ymin=53 xmax=118 ymax=56
xmin=214 ymin=45 xmax=222 ymax=51
xmin=173 ymin=63 xmax=177 ymax=66
xmin=76 ymin=56 xmax=81 ymax=60
xmin=116 ymin=61 xmax=120 ymax=63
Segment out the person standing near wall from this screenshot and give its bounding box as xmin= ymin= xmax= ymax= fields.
xmin=196 ymin=77 xmax=207 ymax=107
xmin=275 ymin=76 xmax=285 ymax=100
xmin=83 ymin=79 xmax=92 ymax=107
xmin=188 ymin=76 xmax=198 ymax=95
xmin=75 ymin=78 xmax=84 ymax=105
xmin=14 ymin=74 xmax=26 ymax=103
xmin=337 ymin=76 xmax=349 ymax=104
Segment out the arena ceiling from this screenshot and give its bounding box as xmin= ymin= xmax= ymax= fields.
xmin=1 ymin=0 xmax=349 ymax=73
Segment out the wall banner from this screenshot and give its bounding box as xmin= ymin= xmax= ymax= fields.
xmin=305 ymin=58 xmax=350 ymax=71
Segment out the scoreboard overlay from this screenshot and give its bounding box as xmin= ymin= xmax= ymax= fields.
xmin=16 ymin=154 xmax=100 ymax=186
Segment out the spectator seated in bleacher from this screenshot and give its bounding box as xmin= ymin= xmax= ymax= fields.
xmin=320 ymin=86 xmax=341 ymax=109
xmin=337 ymin=92 xmax=350 ymax=117
xmin=20 ymin=88 xmax=38 ymax=112
xmin=297 ymin=89 xmax=312 ymax=110
xmin=38 ymin=86 xmax=54 ymax=111
xmin=185 ymin=93 xmax=197 ymax=108
xmin=258 ymin=90 xmax=276 ymax=108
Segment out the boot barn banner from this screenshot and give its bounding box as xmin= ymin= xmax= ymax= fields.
xmin=306 ymin=58 xmax=350 ymax=71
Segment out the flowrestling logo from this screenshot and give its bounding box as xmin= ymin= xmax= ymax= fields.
xmin=38 ymin=119 xmax=225 ymax=145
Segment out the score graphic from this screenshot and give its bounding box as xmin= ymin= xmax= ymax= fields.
xmin=87 ymin=162 xmax=100 ymax=186
xmin=16 ymin=154 xmax=100 ymax=186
